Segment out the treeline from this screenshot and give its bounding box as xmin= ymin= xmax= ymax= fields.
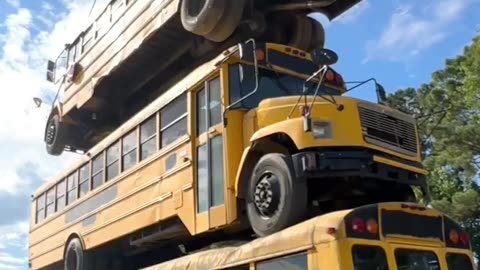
xmin=387 ymin=32 xmax=480 ymax=264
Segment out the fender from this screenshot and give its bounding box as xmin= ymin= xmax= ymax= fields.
xmin=250 ymin=117 xmax=306 ymax=148
xmin=234 ymin=146 xmax=252 ymax=198
xmin=235 ymin=119 xmax=303 ymax=198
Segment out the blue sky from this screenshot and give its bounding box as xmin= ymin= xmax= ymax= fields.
xmin=0 ymin=0 xmax=478 ymax=269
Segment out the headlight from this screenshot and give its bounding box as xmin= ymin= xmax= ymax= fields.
xmin=312 ymin=121 xmax=332 ymax=139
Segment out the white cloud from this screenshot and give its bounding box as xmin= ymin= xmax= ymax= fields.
xmin=5 ymin=0 xmax=20 ymax=8
xmin=0 ymin=0 xmax=111 ymax=268
xmin=363 ymin=0 xmax=478 ymax=63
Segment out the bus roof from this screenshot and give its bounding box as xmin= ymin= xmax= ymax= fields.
xmin=32 ymin=45 xmax=237 ymax=198
xmin=141 ymin=208 xmax=353 ymax=270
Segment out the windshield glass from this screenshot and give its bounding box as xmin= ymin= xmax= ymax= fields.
xmin=395 ymin=249 xmax=440 ymax=270
xmin=228 ymin=64 xmax=341 ymax=109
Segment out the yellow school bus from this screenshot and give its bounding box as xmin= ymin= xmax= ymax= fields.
xmin=29 ymin=41 xmax=428 ymax=270
xmin=143 ymin=202 xmax=477 ymax=270
xmin=43 ymin=0 xmax=361 ymax=156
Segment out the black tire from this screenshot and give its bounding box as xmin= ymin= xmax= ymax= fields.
xmin=307 ymin=17 xmax=325 ymax=51
xmin=44 ymin=111 xmax=67 ymax=156
xmin=64 ymin=238 xmax=91 ymax=270
xmin=204 ymin=0 xmax=246 ymax=42
xmin=268 ymin=13 xmax=313 ymax=51
xmin=180 ymin=0 xmax=226 ymax=36
xmin=246 ymin=153 xmax=308 ymax=237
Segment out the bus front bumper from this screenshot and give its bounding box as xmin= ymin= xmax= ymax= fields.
xmin=291 ymin=150 xmax=428 ymax=193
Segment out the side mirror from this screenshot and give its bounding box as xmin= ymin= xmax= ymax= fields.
xmin=375 ymin=83 xmax=388 ymax=105
xmin=46 ymin=60 xmax=56 ymax=83
xmin=33 ymin=97 xmax=42 ymax=108
xmin=237 ymin=39 xmax=258 ymax=88
xmin=310 ymin=47 xmax=338 ymax=67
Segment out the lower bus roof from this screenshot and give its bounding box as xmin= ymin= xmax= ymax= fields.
xmin=141 ymin=209 xmax=351 ymax=270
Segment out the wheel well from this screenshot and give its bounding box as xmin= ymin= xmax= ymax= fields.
xmin=63 ymin=233 xmax=84 ymax=259
xmin=236 ymin=133 xmax=298 ymax=199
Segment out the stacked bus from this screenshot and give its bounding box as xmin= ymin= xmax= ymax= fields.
xmin=30 ymin=40 xmax=429 ymax=270
xmin=42 ymin=0 xmax=362 ymax=156
xmin=142 ymin=202 xmax=476 ymax=270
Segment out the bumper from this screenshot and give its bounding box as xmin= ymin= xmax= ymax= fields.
xmin=291 ymin=150 xmax=428 ymax=193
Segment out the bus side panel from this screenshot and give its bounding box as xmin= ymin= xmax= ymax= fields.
xmin=63 ymin=0 xmax=181 ymax=113
xmin=29 ymin=141 xmax=193 ymax=266
xmin=223 ymin=109 xmax=247 ymax=224
xmin=30 ymin=245 xmax=63 ymax=270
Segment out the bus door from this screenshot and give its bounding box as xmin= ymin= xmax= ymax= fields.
xmin=194 ymin=75 xmax=227 ymax=232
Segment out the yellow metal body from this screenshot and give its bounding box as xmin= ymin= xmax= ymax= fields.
xmin=142 ymin=202 xmax=476 ymax=270
xmin=29 ymin=43 xmax=426 ymax=269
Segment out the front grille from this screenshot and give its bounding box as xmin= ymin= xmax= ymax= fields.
xmin=358 ymin=105 xmax=417 ymax=156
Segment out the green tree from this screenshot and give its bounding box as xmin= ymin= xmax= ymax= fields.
xmin=387 ymin=32 xmax=480 ymax=261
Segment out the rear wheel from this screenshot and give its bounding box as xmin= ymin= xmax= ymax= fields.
xmin=64 ymin=238 xmax=92 ymax=270
xmin=204 ymin=0 xmax=246 ymax=42
xmin=180 ymin=0 xmax=226 ymax=36
xmin=268 ymin=13 xmax=313 ymax=51
xmin=307 ymin=17 xmax=326 ymax=51
xmin=246 ymin=153 xmax=308 ymax=237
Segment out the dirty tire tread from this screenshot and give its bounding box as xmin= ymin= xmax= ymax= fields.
xmin=308 ymin=17 xmax=326 ymax=51
xmin=204 ymin=0 xmax=246 ymax=42
xmin=288 ymin=14 xmax=312 ymax=51
xmin=64 ymin=238 xmax=91 ymax=270
xmin=180 ymin=0 xmax=226 ymax=36
xmin=45 ymin=112 xmax=67 ymax=156
xmin=246 ymin=153 xmax=307 ymax=237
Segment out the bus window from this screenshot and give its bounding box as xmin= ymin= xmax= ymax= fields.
xmin=352 ymin=245 xmax=389 ymax=270
xmin=446 ymin=253 xmax=474 ymax=270
xmin=256 ymin=252 xmax=307 ymax=270
xmin=394 ymin=249 xmax=439 ymax=270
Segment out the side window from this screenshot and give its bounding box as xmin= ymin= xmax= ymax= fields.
xmin=82 ymin=26 xmax=94 ymax=53
xmin=256 ymin=252 xmax=308 ymax=270
xmin=160 ymin=94 xmax=187 ymax=147
xmin=140 ymin=116 xmax=157 ymax=160
xmin=66 ymin=172 xmax=78 ymax=205
xmin=78 ymin=164 xmax=90 ymax=198
xmin=73 ymin=40 xmax=82 ymax=62
xmin=92 ymin=152 xmax=104 ymax=190
xmin=196 ymin=143 xmax=208 ymax=213
xmin=122 ymin=129 xmax=137 ymax=171
xmin=36 ymin=193 xmax=46 ymax=223
xmin=446 ymin=253 xmax=474 ymax=270
xmin=56 ymin=179 xmax=66 ymax=211
xmin=352 ymin=245 xmax=389 ymax=270
xmin=46 ymin=187 xmax=55 ymax=217
xmin=395 ymin=249 xmax=439 ymax=270
xmin=106 ymin=141 xmax=120 ymax=181
xmin=197 ymin=77 xmax=222 ymax=135
xmin=209 ymin=77 xmax=222 ymax=127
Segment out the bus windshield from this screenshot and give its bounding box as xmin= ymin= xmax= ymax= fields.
xmin=228 ymin=63 xmax=341 ymax=109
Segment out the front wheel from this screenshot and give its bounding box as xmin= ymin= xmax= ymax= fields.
xmin=44 ymin=111 xmax=67 ymax=156
xmin=246 ymin=153 xmax=308 ymax=237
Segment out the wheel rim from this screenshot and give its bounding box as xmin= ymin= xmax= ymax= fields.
xmin=66 ymin=249 xmax=77 ymax=270
xmin=45 ymin=119 xmax=56 ymax=145
xmin=253 ymin=171 xmax=280 ymax=218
